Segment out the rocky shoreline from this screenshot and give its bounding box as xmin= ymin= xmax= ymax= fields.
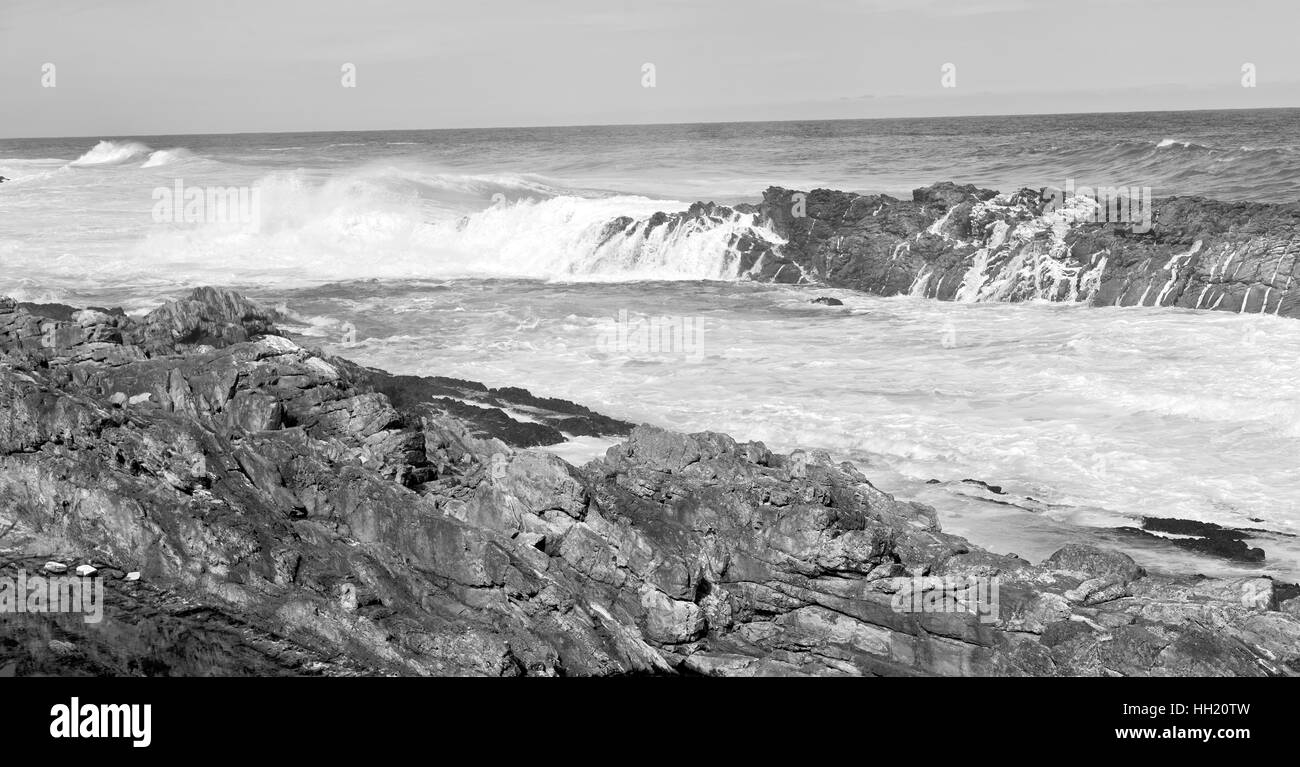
xmin=2 ymin=288 xmax=1298 ymax=676
xmin=599 ymin=182 xmax=1300 ymax=318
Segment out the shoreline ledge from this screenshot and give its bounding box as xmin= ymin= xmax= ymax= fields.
xmin=1 ymin=287 xmax=1297 ymax=676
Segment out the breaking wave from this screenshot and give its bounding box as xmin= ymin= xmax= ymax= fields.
xmin=114 ymin=168 xmax=781 ymax=286
xmin=69 ymin=140 xmax=153 ymax=167
xmin=141 ymin=148 xmax=195 ymax=168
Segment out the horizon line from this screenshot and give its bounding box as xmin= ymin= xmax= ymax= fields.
xmin=2 ymin=105 xmax=1296 ymax=143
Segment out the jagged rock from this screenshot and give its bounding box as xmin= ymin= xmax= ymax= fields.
xmin=135 ymin=286 xmax=281 ymax=352
xmin=587 ymin=183 xmax=1300 ymax=317
xmin=1 ymin=289 xmax=1298 ymax=677
xmin=1116 ymin=517 xmax=1267 ymax=562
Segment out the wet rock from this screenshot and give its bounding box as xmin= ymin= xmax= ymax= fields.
xmin=364 ymin=371 xmax=634 ymax=448
xmin=1120 ymin=517 xmax=1269 ymax=563
xmin=599 ymin=184 xmax=1300 ymax=318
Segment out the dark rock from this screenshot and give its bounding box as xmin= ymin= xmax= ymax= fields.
xmin=1112 ymin=518 xmax=1268 ymax=562
xmin=363 ymin=371 xmax=634 ymax=448
xmin=135 ymin=286 xmax=281 ymax=352
xmin=2 ymin=289 xmax=1297 ymax=677
xmin=809 ymin=296 xmax=844 ymax=306
xmin=587 ymin=183 xmax=1300 ymax=318
xmin=961 ymin=478 xmax=1006 ymax=495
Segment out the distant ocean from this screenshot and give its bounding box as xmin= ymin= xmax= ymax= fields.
xmin=3 ymin=108 xmax=1299 ymax=578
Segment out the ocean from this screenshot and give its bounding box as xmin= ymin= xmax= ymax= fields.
xmin=3 ymin=108 xmax=1298 ymax=579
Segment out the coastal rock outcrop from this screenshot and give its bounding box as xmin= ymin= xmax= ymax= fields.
xmin=761 ymin=184 xmax=1300 ymax=317
xmin=599 ymin=183 xmax=1300 ymax=317
xmin=1 ymin=289 xmax=1297 ymax=676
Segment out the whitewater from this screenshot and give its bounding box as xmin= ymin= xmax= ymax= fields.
xmin=2 ymin=110 xmax=1299 ymax=579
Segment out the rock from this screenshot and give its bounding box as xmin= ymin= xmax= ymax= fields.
xmin=135 ymin=286 xmax=281 ymax=352
xmin=43 ymin=562 xmax=68 ymax=574
xmin=365 ymin=370 xmax=634 ymax=447
xmin=584 ymin=184 xmax=1300 ymax=318
xmin=1114 ymin=517 xmax=1268 ymax=562
xmin=1041 ymin=619 xmax=1095 ymax=647
xmin=74 ymin=565 xmax=97 ymax=577
xmin=0 ymin=288 xmax=1296 ymax=678
xmin=639 ymin=587 xmax=707 ymax=644
xmin=1043 ymin=544 xmax=1146 ymax=584
xmin=810 ymin=296 xmax=844 ymax=306
xmin=998 ymin=589 xmax=1071 ymax=633
xmin=962 ymin=478 xmax=1006 ymax=495
xmin=1063 ymin=577 xmax=1128 ymax=605
xmin=47 ymin=640 xmax=77 ymax=656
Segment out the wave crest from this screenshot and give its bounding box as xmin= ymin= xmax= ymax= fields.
xmin=141 ymin=148 xmax=195 ymax=168
xmin=125 ymin=168 xmax=779 ymax=284
xmin=69 ymin=140 xmax=153 ymax=167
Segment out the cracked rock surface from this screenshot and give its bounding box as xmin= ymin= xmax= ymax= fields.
xmin=1 ymin=288 xmax=1297 ymax=676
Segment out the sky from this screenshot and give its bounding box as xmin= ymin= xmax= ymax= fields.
xmin=1 ymin=0 xmax=1297 ymax=138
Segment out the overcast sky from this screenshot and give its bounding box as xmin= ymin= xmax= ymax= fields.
xmin=1 ymin=0 xmax=1296 ymax=138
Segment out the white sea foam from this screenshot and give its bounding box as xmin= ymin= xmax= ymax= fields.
xmin=69 ymin=168 xmax=783 ymax=286
xmin=141 ymin=148 xmax=194 ymax=168
xmin=69 ymin=140 xmax=153 ymax=166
